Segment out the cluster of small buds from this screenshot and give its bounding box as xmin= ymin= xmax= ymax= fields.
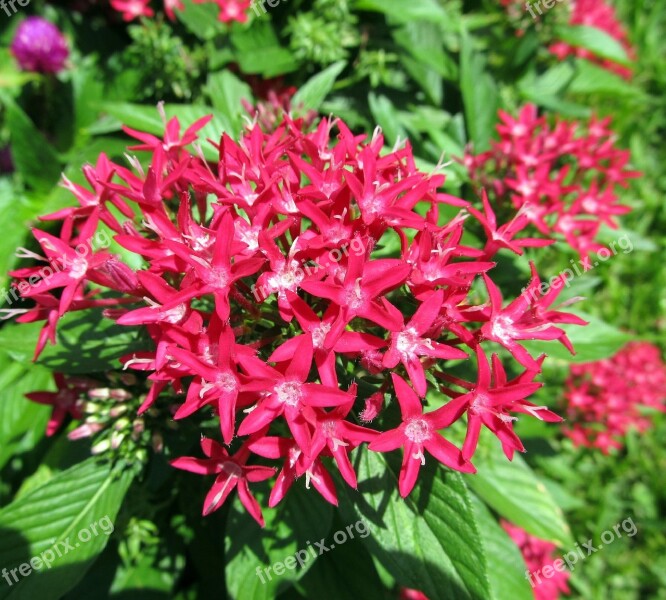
xmin=11 ymin=105 xmax=584 ymax=525
xmin=464 ymin=103 xmax=639 ymax=259
xmin=563 ymin=342 xmax=666 ymax=453
xmin=10 ymin=17 xmax=70 ymax=74
xmin=26 ymin=371 xmax=162 ymax=460
xmin=110 ymin=0 xmax=251 ymax=23
xmin=502 ymin=521 xmax=571 ymax=600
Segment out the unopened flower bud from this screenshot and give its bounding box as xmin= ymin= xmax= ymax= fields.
xmin=91 ymin=438 xmax=111 ymax=455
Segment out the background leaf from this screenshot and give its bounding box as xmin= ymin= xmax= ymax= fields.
xmin=339 ymin=447 xmax=491 ymax=600
xmin=0 ymin=458 xmax=134 ymax=600
xmin=467 ymin=442 xmax=573 ymax=547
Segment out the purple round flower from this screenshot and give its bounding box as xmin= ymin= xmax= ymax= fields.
xmin=10 ymin=17 xmax=69 ymax=74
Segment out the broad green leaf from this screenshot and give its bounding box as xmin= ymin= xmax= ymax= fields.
xmin=393 ymin=22 xmax=455 ymax=102
xmin=0 ymin=310 xmax=150 ymax=374
xmin=459 ymin=30 xmax=498 ymax=152
xmin=518 ymin=63 xmax=575 ymax=99
xmin=567 ymin=60 xmax=641 ymax=96
xmin=289 ymin=529 xmax=389 ymax=600
xmin=522 ymin=311 xmax=631 ymax=363
xmin=467 ymin=443 xmax=573 ymax=547
xmin=553 ymin=25 xmax=632 ymax=67
xmin=0 ymin=179 xmax=32 ymax=290
xmin=225 ymin=483 xmax=333 ymax=600
xmin=339 ymin=447 xmax=491 ymax=600
xmin=468 ymin=494 xmax=533 ymax=600
xmin=0 ymin=459 xmax=134 ymax=600
xmin=292 ymin=61 xmax=346 ymax=111
xmin=2 ymin=95 xmax=62 ymax=192
xmin=368 ymin=93 xmax=407 ymax=147
xmin=230 ymin=22 xmax=299 ymax=77
xmin=0 ymin=356 xmax=51 ymax=471
xmin=354 ymin=0 xmax=447 ymax=23
xmin=205 ymin=70 xmax=253 ymax=137
xmin=0 ymin=50 xmax=37 ymax=89
xmin=176 ymin=0 xmax=220 ymax=39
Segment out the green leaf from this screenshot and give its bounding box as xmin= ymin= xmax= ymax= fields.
xmin=2 ymin=95 xmax=62 ymax=192
xmin=339 ymin=447 xmax=491 ymax=600
xmin=553 ymin=25 xmax=632 ymax=67
xmin=567 ymin=60 xmax=641 ymax=96
xmin=467 ymin=443 xmax=573 ymax=547
xmin=205 ymin=70 xmax=253 ymax=137
xmin=0 ymin=50 xmax=38 ymax=89
xmin=231 ymin=22 xmax=299 ymax=77
xmin=292 ymin=61 xmax=346 ymax=111
xmin=176 ymin=0 xmax=221 ymax=39
xmin=518 ymin=63 xmax=575 ymax=100
xmin=468 ymin=494 xmax=533 ymax=600
xmin=522 ymin=311 xmax=631 ymax=363
xmin=0 ymin=179 xmax=33 ymax=290
xmin=368 ymin=93 xmax=407 ymax=147
xmin=0 ymin=356 xmax=51 ymax=471
xmin=225 ymin=483 xmax=333 ymax=600
xmin=0 ymin=459 xmax=134 ymax=600
xmin=0 ymin=310 xmax=151 ymax=374
xmin=354 ymin=0 xmax=447 ymax=23
xmin=459 ymin=30 xmax=498 ymax=152
xmin=290 ymin=522 xmax=389 ymax=600
xmin=393 ymin=22 xmax=455 ymax=102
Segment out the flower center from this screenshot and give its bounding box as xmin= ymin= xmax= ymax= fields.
xmin=344 ymin=278 xmax=366 ymax=310
xmin=274 ymin=381 xmax=303 ymax=407
xmin=69 ymin=257 xmax=89 ymax=279
xmin=206 ymin=267 xmax=230 ymax=289
xmin=395 ymin=328 xmax=423 ymax=358
xmin=268 ymin=263 xmax=304 ymax=294
xmin=404 ymin=418 xmax=431 ymax=444
xmin=162 ymin=303 xmax=187 ymax=324
xmin=321 ymin=420 xmax=338 ymax=438
xmin=491 ymin=315 xmax=516 ymax=344
xmin=216 ymin=372 xmax=237 ymax=393
xmin=311 ymin=323 xmax=331 ymax=349
xmin=219 ymin=461 xmax=243 ymax=478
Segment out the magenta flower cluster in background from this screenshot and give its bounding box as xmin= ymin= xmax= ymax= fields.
xmin=465 ymin=104 xmax=638 ymax=259
xmin=563 ymin=341 xmax=666 ymax=453
xmin=503 ymin=520 xmax=572 ymax=600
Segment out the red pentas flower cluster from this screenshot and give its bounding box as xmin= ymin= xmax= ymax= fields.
xmin=502 ymin=521 xmax=571 ymax=600
xmin=110 ymin=0 xmax=251 ymax=23
xmin=9 ymin=108 xmax=583 ymax=525
xmin=465 ymin=104 xmax=639 ymax=259
xmin=563 ymin=342 xmax=666 ymax=454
